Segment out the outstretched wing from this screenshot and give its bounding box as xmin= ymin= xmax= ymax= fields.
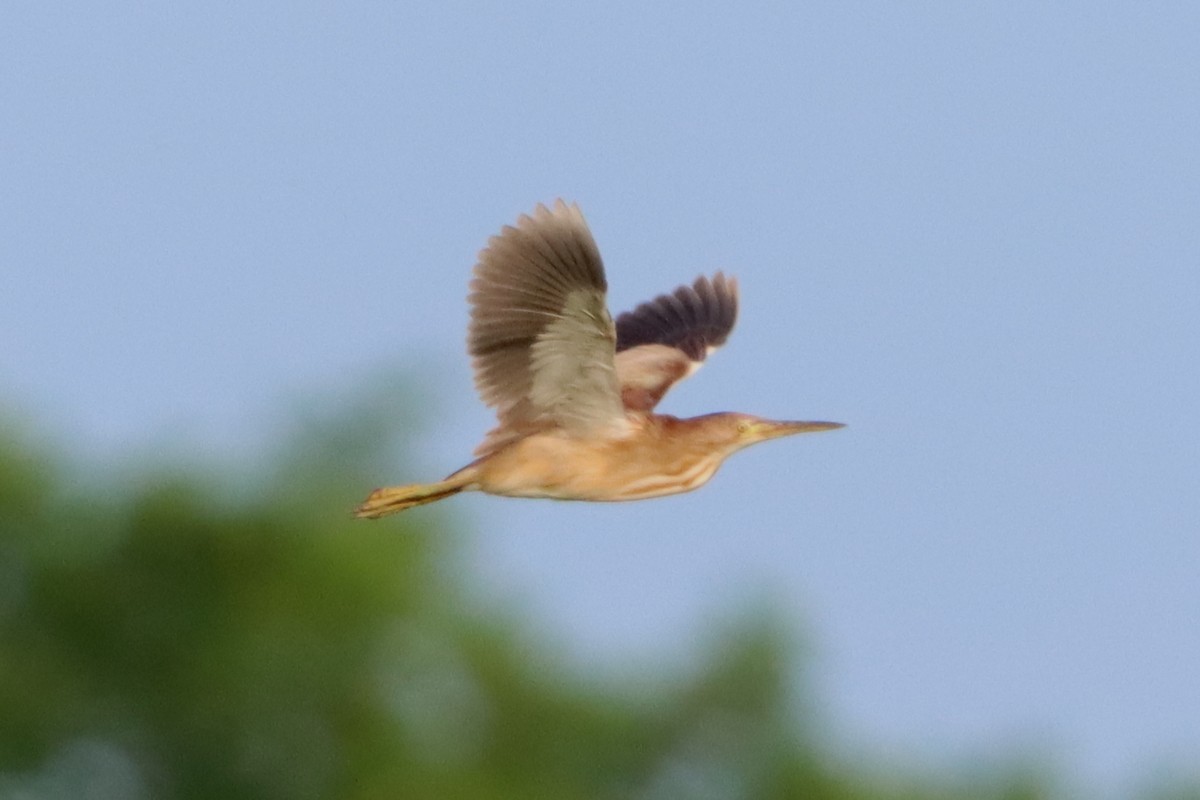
xmin=469 ymin=200 xmax=627 ymax=456
xmin=613 ymin=272 xmax=739 ymax=411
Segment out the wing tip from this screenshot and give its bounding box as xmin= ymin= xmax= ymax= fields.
xmin=613 ymin=270 xmax=740 ymax=358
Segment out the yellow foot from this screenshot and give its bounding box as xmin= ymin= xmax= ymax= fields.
xmin=353 ymin=480 xmax=464 ymax=519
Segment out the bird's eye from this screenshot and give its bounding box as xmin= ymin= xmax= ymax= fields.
xmin=736 ymin=420 xmax=752 ymax=434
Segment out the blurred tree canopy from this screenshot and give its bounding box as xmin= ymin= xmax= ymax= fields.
xmin=0 ymin=386 xmax=1188 ymax=800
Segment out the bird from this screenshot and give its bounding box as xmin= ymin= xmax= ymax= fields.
xmin=355 ymin=200 xmax=842 ymax=519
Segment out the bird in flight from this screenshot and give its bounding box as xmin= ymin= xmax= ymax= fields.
xmin=355 ymin=200 xmax=842 ymax=518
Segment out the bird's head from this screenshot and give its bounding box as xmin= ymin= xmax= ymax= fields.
xmin=693 ymin=412 xmax=844 ymax=453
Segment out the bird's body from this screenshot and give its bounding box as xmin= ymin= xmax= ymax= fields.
xmin=356 ymin=200 xmax=841 ymax=518
xmin=463 ymin=414 xmax=744 ymax=502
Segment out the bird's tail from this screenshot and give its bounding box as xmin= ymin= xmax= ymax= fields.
xmin=354 ymin=475 xmax=471 ymax=519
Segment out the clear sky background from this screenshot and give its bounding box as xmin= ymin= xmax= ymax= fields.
xmin=3 ymin=3 xmax=1198 ymax=794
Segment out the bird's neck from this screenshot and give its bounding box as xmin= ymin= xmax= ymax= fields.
xmin=641 ymin=412 xmax=738 ymax=452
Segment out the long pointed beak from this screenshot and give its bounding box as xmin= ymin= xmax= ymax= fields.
xmin=761 ymin=420 xmax=845 ymax=439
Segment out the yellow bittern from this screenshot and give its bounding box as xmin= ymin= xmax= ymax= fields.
xmin=355 ymin=200 xmax=842 ymax=518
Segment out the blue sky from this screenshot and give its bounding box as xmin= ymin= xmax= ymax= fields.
xmin=4 ymin=3 xmax=1198 ymax=792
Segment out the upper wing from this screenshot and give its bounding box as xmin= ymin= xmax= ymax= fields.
xmin=468 ymin=200 xmax=626 ymax=455
xmin=613 ymin=272 xmax=739 ymax=411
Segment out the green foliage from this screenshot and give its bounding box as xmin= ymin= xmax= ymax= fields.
xmin=0 ymin=391 xmax=1183 ymax=799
